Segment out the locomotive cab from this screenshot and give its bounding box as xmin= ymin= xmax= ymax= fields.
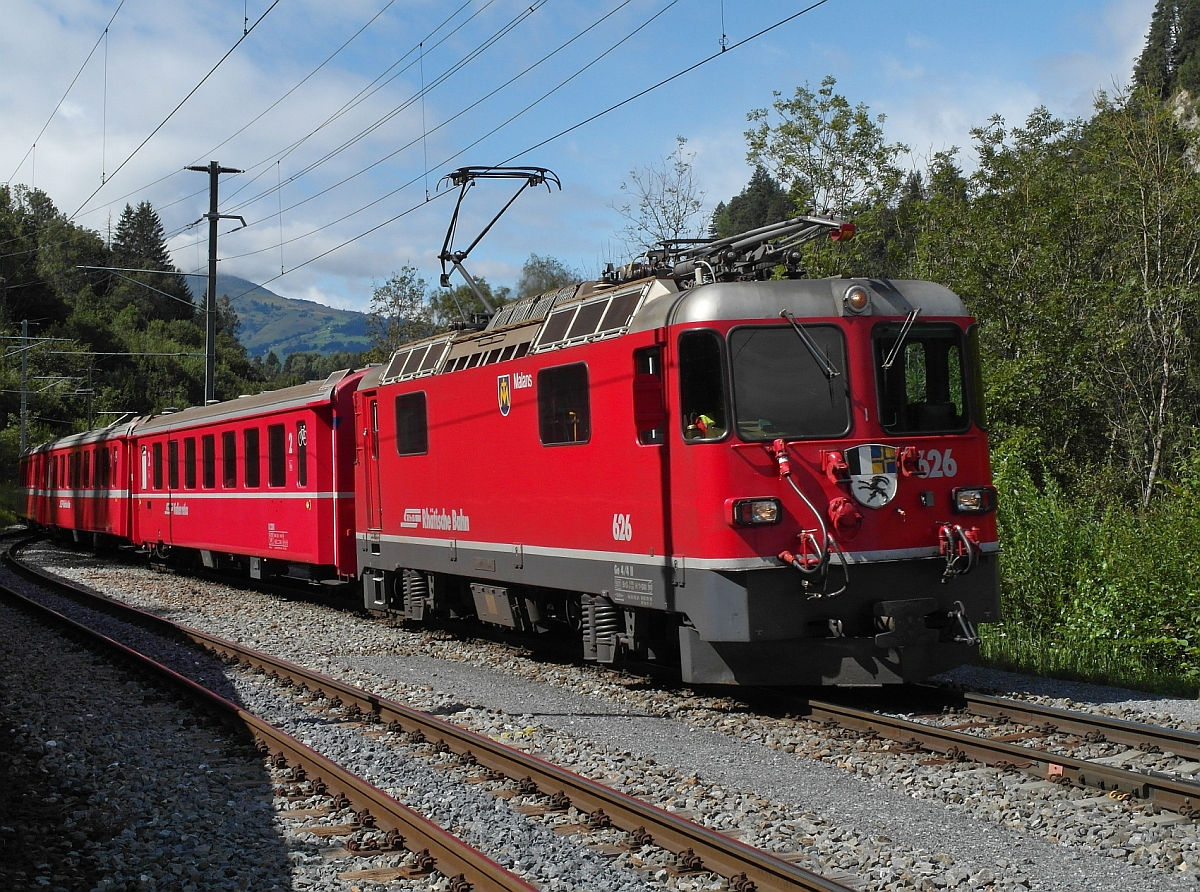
xmin=647 ymin=277 xmax=999 ymax=684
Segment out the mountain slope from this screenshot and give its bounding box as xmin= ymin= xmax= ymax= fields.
xmin=189 ymin=275 xmax=370 ymax=357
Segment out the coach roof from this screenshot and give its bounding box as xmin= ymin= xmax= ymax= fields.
xmin=132 ymin=368 xmax=362 ymax=436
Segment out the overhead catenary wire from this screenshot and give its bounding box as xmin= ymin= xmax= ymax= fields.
xmin=6 ymin=0 xmax=128 ymax=185
xmin=221 ymin=0 xmax=641 ymax=239
xmin=68 ymin=0 xmax=283 ymax=221
xmin=504 ymin=0 xmax=834 ymax=162
xmin=2 ymin=0 xmax=525 ymax=260
xmin=220 ymin=0 xmax=538 ymax=218
xmin=71 ymin=0 xmax=415 ymax=225
xmin=84 ymin=0 xmax=486 ymax=238
xmin=216 ymin=0 xmax=834 ymax=302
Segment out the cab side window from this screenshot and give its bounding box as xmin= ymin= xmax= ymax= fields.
xmin=678 ymin=330 xmax=728 ymax=441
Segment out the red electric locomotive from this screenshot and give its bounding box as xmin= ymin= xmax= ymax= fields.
xmin=353 ymin=212 xmax=999 ymax=685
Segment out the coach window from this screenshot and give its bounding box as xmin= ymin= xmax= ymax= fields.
xmin=202 ymin=434 xmax=216 ymax=488
xmin=184 ymin=437 xmax=197 ymax=489
xmin=83 ymin=452 xmax=91 ymax=489
xmin=296 ymin=421 xmax=308 ymax=487
xmin=678 ymin=330 xmax=728 ymax=441
xmin=538 ymin=363 xmax=590 ymax=445
xmin=244 ymin=428 xmax=261 ymax=487
xmin=395 ymin=392 xmax=428 ymax=455
xmin=268 ymin=423 xmax=286 ymax=487
xmin=153 ymin=442 xmax=164 ymax=490
xmin=222 ymin=431 xmax=237 ymax=488
xmin=168 ymin=440 xmax=180 ymax=490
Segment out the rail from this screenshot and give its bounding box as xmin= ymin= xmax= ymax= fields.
xmin=0 ymin=542 xmax=539 ymax=892
xmin=785 ymin=694 xmax=1200 ymax=816
xmin=6 ymin=541 xmax=858 ymax=892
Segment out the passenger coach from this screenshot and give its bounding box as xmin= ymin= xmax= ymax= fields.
xmin=127 ymin=369 xmax=364 ymax=579
xmin=20 ymin=419 xmax=137 ymax=544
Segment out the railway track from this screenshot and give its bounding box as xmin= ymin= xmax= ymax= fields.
xmin=751 ymin=688 xmax=1200 ymax=819
xmin=0 ymin=536 xmax=538 ymax=892
xmin=3 ymin=537 xmax=857 ymax=892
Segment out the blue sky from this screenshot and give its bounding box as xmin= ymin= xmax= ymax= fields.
xmin=1 ymin=0 xmax=1155 ymax=314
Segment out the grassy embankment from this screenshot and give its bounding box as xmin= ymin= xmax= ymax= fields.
xmin=980 ymin=454 xmax=1200 ymax=697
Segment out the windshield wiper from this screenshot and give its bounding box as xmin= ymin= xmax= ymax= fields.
xmin=780 ymin=310 xmax=840 ymax=379
xmin=881 ymin=308 xmax=921 ymax=369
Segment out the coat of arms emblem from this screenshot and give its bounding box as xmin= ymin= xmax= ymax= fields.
xmin=497 ymin=375 xmax=512 ymax=416
xmin=846 ymin=444 xmax=898 ymax=508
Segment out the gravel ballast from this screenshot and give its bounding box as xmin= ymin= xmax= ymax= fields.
xmin=20 ymin=541 xmax=1200 ymax=891
xmin=0 ymin=599 xmax=293 ymax=892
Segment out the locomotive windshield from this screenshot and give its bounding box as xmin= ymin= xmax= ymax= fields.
xmin=729 ymin=325 xmax=850 ymax=440
xmin=873 ymin=322 xmax=971 ymax=434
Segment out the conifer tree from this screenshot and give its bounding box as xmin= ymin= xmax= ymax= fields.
xmin=110 ymin=201 xmax=194 ymax=321
xmin=709 ymin=166 xmax=794 ymax=238
xmin=1133 ymin=0 xmax=1200 ymax=98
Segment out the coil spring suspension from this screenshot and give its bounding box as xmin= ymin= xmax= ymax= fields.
xmin=401 ymin=569 xmax=429 ymax=620
xmin=582 ymin=594 xmax=621 ymax=663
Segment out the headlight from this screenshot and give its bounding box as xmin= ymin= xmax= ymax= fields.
xmin=843 ymin=285 xmax=871 ymax=314
xmin=951 ymin=486 xmax=996 ymax=514
xmin=731 ymin=498 xmax=782 ymax=526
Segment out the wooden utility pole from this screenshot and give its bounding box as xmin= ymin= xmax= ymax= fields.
xmin=20 ymin=319 xmax=28 ymax=453
xmin=186 ymin=161 xmax=242 ymax=404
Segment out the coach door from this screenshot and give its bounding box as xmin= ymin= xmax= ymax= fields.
xmin=362 ymin=395 xmax=384 ymax=530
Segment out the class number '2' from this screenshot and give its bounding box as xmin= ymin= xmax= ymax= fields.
xmin=612 ymin=513 xmax=633 ymax=541
xmin=918 ymin=448 xmax=958 ymax=478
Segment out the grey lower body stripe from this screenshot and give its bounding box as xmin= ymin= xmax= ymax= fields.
xmin=356 ymin=533 xmax=999 ymax=571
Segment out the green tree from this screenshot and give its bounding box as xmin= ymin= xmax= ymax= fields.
xmin=429 ymin=277 xmax=510 ymax=326
xmin=1078 ymin=88 xmax=1200 ymax=504
xmin=745 ymin=76 xmax=908 ymax=217
xmin=365 ymin=266 xmax=433 ymax=361
xmin=612 ymin=136 xmax=707 ymax=255
xmin=516 ymin=254 xmax=578 ymax=299
xmin=1133 ymin=0 xmax=1200 ymax=98
xmin=109 ymin=202 xmax=194 ymax=321
xmin=710 ymin=166 xmax=794 ymax=238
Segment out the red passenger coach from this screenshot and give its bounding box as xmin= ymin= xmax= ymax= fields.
xmin=19 ymin=421 xmax=136 ymax=543
xmin=354 ymin=249 xmax=1001 ymax=685
xmin=128 ymin=370 xmax=364 ymax=580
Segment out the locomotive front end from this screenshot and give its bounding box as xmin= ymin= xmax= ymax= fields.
xmin=659 ymin=278 xmax=999 ymax=685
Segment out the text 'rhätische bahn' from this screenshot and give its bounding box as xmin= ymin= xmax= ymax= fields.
xmin=18 ymin=176 xmax=999 ymax=686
